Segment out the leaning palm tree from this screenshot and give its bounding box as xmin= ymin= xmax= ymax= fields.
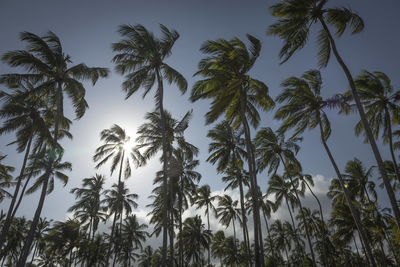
xmin=112 ymin=24 xmax=187 ymax=265
xmin=191 ymin=35 xmax=275 ymax=266
xmin=1 ymin=31 xmax=109 ymax=265
xmin=275 ymin=69 xmax=376 ymax=265
xmin=353 ymin=71 xmax=400 ymax=181
xmin=268 ymin=1 xmax=400 ymax=240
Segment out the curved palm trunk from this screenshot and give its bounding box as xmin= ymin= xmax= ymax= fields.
xmin=11 ymin=142 xmax=43 ymax=219
xmin=303 ymin=178 xmax=328 ymax=267
xmin=156 ymin=71 xmax=169 ymax=267
xmin=18 ymin=83 xmax=63 ymax=266
xmin=319 ymin=17 xmax=400 ymax=232
xmin=239 ymin=86 xmax=264 ymax=267
xmin=385 ymin=108 xmax=400 ymax=181
xmin=316 ymin=114 xmax=377 ymax=267
xmin=0 ymin=133 xmax=33 ymax=251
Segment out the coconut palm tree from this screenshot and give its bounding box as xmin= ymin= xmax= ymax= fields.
xmin=112 ymin=24 xmax=187 ymax=265
xmin=102 ymin=181 xmax=138 ymax=266
xmin=207 ymin=120 xmax=251 ymax=263
xmin=353 ymin=71 xmax=400 ymax=181
xmin=0 ymin=155 xmax=14 ymax=202
xmin=1 ymin=31 xmax=109 ymax=265
xmin=118 ymin=215 xmax=148 ymax=267
xmin=69 ymin=174 xmax=107 ymax=239
xmin=191 ymin=35 xmax=275 ymax=266
xmin=270 ymin=219 xmax=291 ymax=263
xmin=193 ymin=185 xmax=216 ymax=266
xmin=275 ymin=69 xmax=377 ymax=265
xmin=138 ymin=246 xmax=153 ymax=267
xmin=268 ymin=1 xmax=399 ymax=241
xmin=216 ymin=194 xmax=241 ymax=254
xmin=179 ymin=215 xmax=211 ymax=265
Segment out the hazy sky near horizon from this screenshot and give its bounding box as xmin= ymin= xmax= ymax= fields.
xmin=1 ymin=0 xmax=400 ymax=235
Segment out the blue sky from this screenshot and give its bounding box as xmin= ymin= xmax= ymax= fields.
xmin=1 ymin=0 xmax=400 ymax=237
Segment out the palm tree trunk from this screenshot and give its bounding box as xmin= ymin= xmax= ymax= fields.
xmin=0 ymin=133 xmax=33 ymax=250
xmin=11 ymin=142 xmax=43 ymax=219
xmin=232 ymin=219 xmax=237 ymax=254
xmin=169 ymin=171 xmax=174 ymax=267
xmin=17 ymin=83 xmax=63 ymax=266
xmin=385 ymin=107 xmax=400 ymax=181
xmin=207 ymin=207 xmax=211 ymax=267
xmin=179 ymin=178 xmax=184 ymax=267
xmin=302 ymin=177 xmax=328 ymax=267
xmin=156 ymin=71 xmax=169 ymax=267
xmin=384 ymin=229 xmax=399 ymax=265
xmin=239 ymin=86 xmax=264 ymax=267
xmin=106 ymin=211 xmax=118 ymax=266
xmin=316 ymin=113 xmax=377 ymax=267
xmin=236 ymin=170 xmax=251 ymax=266
xmin=319 ymin=17 xmax=400 ymax=232
xmin=30 ymin=241 xmax=38 ymax=264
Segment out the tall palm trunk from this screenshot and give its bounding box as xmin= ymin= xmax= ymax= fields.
xmin=232 ymin=219 xmax=237 ymax=254
xmin=11 ymin=142 xmax=44 ymax=219
xmin=233 ymin=153 xmax=251 ymax=266
xmin=239 ymin=86 xmax=264 ymax=267
xmin=316 ymin=113 xmax=377 ymax=267
xmin=17 ymin=83 xmax=63 ymax=266
xmin=105 ymin=151 xmax=125 ymax=266
xmin=302 ymin=178 xmax=328 ymax=267
xmin=319 ymin=17 xmax=400 ymax=231
xmin=169 ymin=164 xmax=174 ymax=267
xmin=156 ymin=71 xmax=169 ymax=267
xmin=179 ymin=176 xmax=184 ymax=267
xmin=385 ymin=107 xmax=400 ymax=181
xmin=206 ymin=206 xmax=211 ymax=267
xmin=0 ymin=133 xmax=33 ymax=251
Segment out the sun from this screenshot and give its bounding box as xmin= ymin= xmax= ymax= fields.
xmin=122 ymin=136 xmax=136 ymax=151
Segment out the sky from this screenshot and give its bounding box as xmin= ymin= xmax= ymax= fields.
xmin=1 ymin=0 xmax=400 ymax=251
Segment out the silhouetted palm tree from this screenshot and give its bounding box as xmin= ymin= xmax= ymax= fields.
xmin=112 ymin=24 xmax=187 ymax=265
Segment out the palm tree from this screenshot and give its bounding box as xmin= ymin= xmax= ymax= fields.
xmin=266 ymin=173 xmax=304 ymax=253
xmin=69 ymin=174 xmax=107 ymax=239
xmin=136 ymin=109 xmax=195 ymax=266
xmin=0 ymin=155 xmax=14 ymax=202
xmin=191 ymin=35 xmax=275 ymax=266
xmin=169 ymin=148 xmax=201 ymax=267
xmin=211 ymin=230 xmax=225 ymax=266
xmin=268 ymin=0 xmax=400 ymax=239
xmin=179 ymin=215 xmax=211 ymax=265
xmin=138 ymin=246 xmax=153 ymax=267
xmin=353 ymin=71 xmax=400 ymax=181
xmin=270 ymin=219 xmax=291 ymax=263
xmin=207 ymin=120 xmax=251 ymax=262
xmin=275 ymin=69 xmax=377 ymax=265
xmin=0 ymin=86 xmax=53 ymax=248
xmin=193 ymin=185 xmax=216 ymax=266
xmin=216 ymin=194 xmax=241 ymax=254
xmin=112 ymin=24 xmax=187 ymax=265
xmin=118 ymin=215 xmax=148 ymax=267
xmin=1 ymin=31 xmax=109 ymax=265
xmin=103 ymin=181 xmax=138 ymax=266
